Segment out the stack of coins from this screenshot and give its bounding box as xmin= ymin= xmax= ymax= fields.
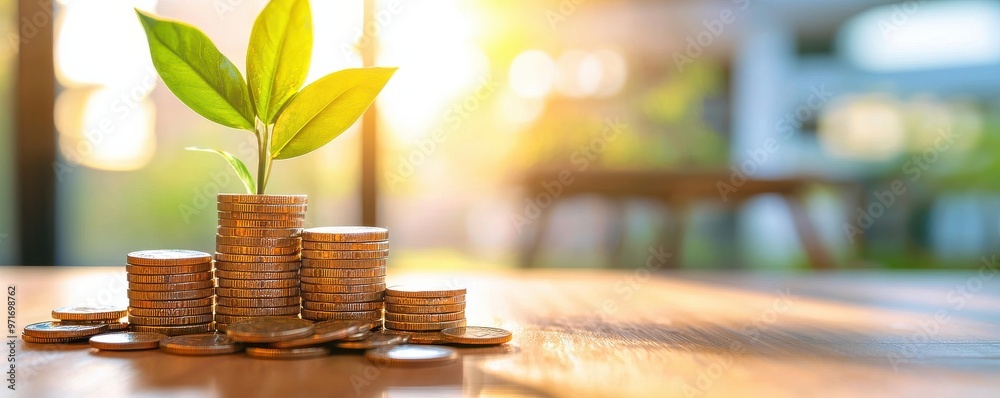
xmin=214 ymin=194 xmax=307 ymax=332
xmin=298 ymin=227 xmax=388 ymax=323
xmin=126 ymin=250 xmax=214 ymax=336
xmin=383 ymin=285 xmax=466 ymax=332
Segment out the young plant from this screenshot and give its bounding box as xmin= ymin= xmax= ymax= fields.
xmin=135 ymin=0 xmax=395 ymax=194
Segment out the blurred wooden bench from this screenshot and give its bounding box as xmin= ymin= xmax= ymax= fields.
xmin=517 ymin=170 xmax=859 ymax=269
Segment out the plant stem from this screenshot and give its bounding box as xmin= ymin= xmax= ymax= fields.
xmin=255 ymin=119 xmax=268 ymax=194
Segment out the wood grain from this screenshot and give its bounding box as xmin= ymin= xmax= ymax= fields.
xmin=2 ymin=266 xmax=999 ymax=397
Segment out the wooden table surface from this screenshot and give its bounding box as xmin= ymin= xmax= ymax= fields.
xmin=2 ymin=266 xmax=999 ymax=397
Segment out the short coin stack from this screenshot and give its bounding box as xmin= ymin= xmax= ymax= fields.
xmin=214 ymin=194 xmax=307 ymax=332
xmin=298 ymin=227 xmax=388 ymax=323
xmin=384 ymin=285 xmax=466 ymax=332
xmin=126 ymin=250 xmax=214 ymax=336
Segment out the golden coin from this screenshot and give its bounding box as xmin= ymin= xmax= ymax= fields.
xmin=335 ymin=330 xmax=409 ymax=349
xmin=302 ymin=226 xmax=388 ymax=242
xmin=301 ymin=258 xmax=387 ymax=269
xmin=364 ymin=345 xmax=458 ymax=367
xmin=89 ymin=332 xmax=166 ymax=350
xmin=216 ymin=278 xmax=298 ymax=289
xmin=385 ymin=303 xmax=466 ymax=314
xmin=214 ymin=270 xmax=299 ymax=280
xmin=129 ymin=297 xmax=213 ymax=309
xmin=301 ymin=249 xmax=388 ymax=260
xmin=128 ymin=306 xmax=212 ymax=317
xmin=217 ymin=202 xmax=307 ymax=213
xmin=300 ymin=283 xmax=385 ymax=294
xmin=131 ymin=323 xmax=214 ymax=336
xmin=159 ymin=333 xmax=242 ymax=355
xmin=299 ymin=267 xmax=386 ymax=278
xmin=269 ymin=320 xmax=373 ymax=349
xmin=215 ymin=296 xmax=300 ymax=308
xmin=214 ymin=252 xmax=300 ymax=263
xmin=384 ymin=319 xmax=466 ymax=332
xmin=23 ymin=321 xmax=108 ymax=339
xmin=216 ymin=244 xmax=299 ymax=256
xmin=401 ymin=331 xmax=448 ymax=345
xmin=51 ymin=306 xmax=127 ymax=321
xmin=245 ymin=346 xmax=329 ymax=359
xmin=61 ymin=320 xmax=130 ymax=332
xmin=126 ymin=263 xmax=212 ymax=275
xmin=216 ymin=234 xmax=301 ymax=247
xmin=214 ymin=261 xmax=301 ymax=272
xmin=301 ymin=301 xmax=383 ymax=312
xmin=215 ymin=287 xmax=300 ymax=298
xmin=300 ymin=308 xmax=382 ymax=321
xmin=217 ymin=226 xmax=302 ymax=238
xmin=128 ymin=280 xmax=215 ymax=292
xmin=300 ymin=291 xmax=384 ymax=303
xmin=384 ymin=295 xmax=465 ymax=305
xmin=218 ymin=218 xmax=305 ymax=228
xmin=126 ymin=249 xmax=212 ymax=266
xmin=20 ymin=333 xmax=87 ymax=344
xmin=385 ymin=285 xmax=466 ymax=298
xmin=440 ymin=326 xmax=512 ymax=345
xmin=127 ymin=272 xmax=212 ymax=284
xmin=128 ymin=314 xmax=214 ymax=326
xmin=225 ymin=317 xmax=315 ymax=343
xmin=215 ymin=305 xmax=301 ymax=317
xmin=384 ymin=311 xmax=465 ymax=323
xmin=127 ymin=287 xmax=214 ymax=301
xmin=299 ymin=276 xmax=385 ymax=286
xmin=217 ymin=193 xmax=307 ymax=205
xmin=218 ymin=211 xmax=306 ymax=221
xmin=301 ymin=241 xmax=389 ymax=251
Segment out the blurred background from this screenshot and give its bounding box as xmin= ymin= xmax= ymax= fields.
xmin=2 ymin=0 xmax=999 ymax=270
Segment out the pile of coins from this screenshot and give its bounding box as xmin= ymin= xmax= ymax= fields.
xmin=298 ymin=227 xmax=388 ymax=323
xmin=214 ymin=194 xmax=307 ymax=331
xmin=126 ymin=250 xmax=215 ymax=336
xmin=384 ymin=285 xmax=466 ymax=332
xmin=20 ymin=306 xmax=128 ymax=343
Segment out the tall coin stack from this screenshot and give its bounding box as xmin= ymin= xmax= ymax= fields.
xmin=214 ymin=194 xmax=307 ymax=332
xmin=299 ymin=227 xmax=388 ymax=324
xmin=126 ymin=250 xmax=215 ymax=336
xmin=384 ymin=285 xmax=467 ymax=332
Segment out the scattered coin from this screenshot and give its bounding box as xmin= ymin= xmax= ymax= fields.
xmin=246 ymin=346 xmax=329 ymax=359
xmin=384 ymin=303 xmax=466 ymax=314
xmin=51 ymin=306 xmax=127 ymax=322
xmin=125 ymin=263 xmax=212 ymax=275
xmin=269 ymin=320 xmax=373 ymax=349
xmin=385 ymin=285 xmax=466 ymax=298
xmin=301 ymin=258 xmax=387 ymax=269
xmin=364 ymin=345 xmax=458 ymax=367
xmin=342 ymin=330 xmax=373 ymax=341
xmin=384 ymin=311 xmax=465 ymax=323
xmin=225 ymin=317 xmax=315 ymax=343
xmin=400 ymin=331 xmax=448 ymax=345
xmin=384 ymin=295 xmax=466 ymax=305
xmin=23 ymin=321 xmax=108 ymax=339
xmin=335 ymin=330 xmax=409 ymax=349
xmin=58 ymin=320 xmax=130 ymax=332
xmin=126 ymin=249 xmax=212 ymax=266
xmin=160 ymin=333 xmax=242 ymax=355
xmin=384 ymin=319 xmax=466 ymax=332
xmin=301 ymin=250 xmax=389 ymax=260
xmin=440 ymin=326 xmax=512 ymax=345
xmin=127 ymin=272 xmax=213 ymax=284
xmin=21 ymin=333 xmax=86 ymax=344
xmin=302 ymin=226 xmax=388 ymax=242
xmin=302 ymin=241 xmax=389 ymax=251
xmin=217 ymin=194 xmax=307 ymax=205
xmin=127 ymin=280 xmax=214 ymax=292
xmin=131 ymin=323 xmax=214 ymax=336
xmin=89 ymin=332 xmax=167 ymax=351
xmin=300 ymin=283 xmax=385 ymax=294
xmin=127 ymin=287 xmax=214 ymax=301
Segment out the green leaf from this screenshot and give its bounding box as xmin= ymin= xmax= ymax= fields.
xmin=247 ymin=0 xmax=312 ymax=124
xmin=136 ymin=9 xmax=254 ymax=130
xmin=185 ymin=147 xmax=256 ymax=194
xmin=271 ymin=67 xmax=396 ymax=160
